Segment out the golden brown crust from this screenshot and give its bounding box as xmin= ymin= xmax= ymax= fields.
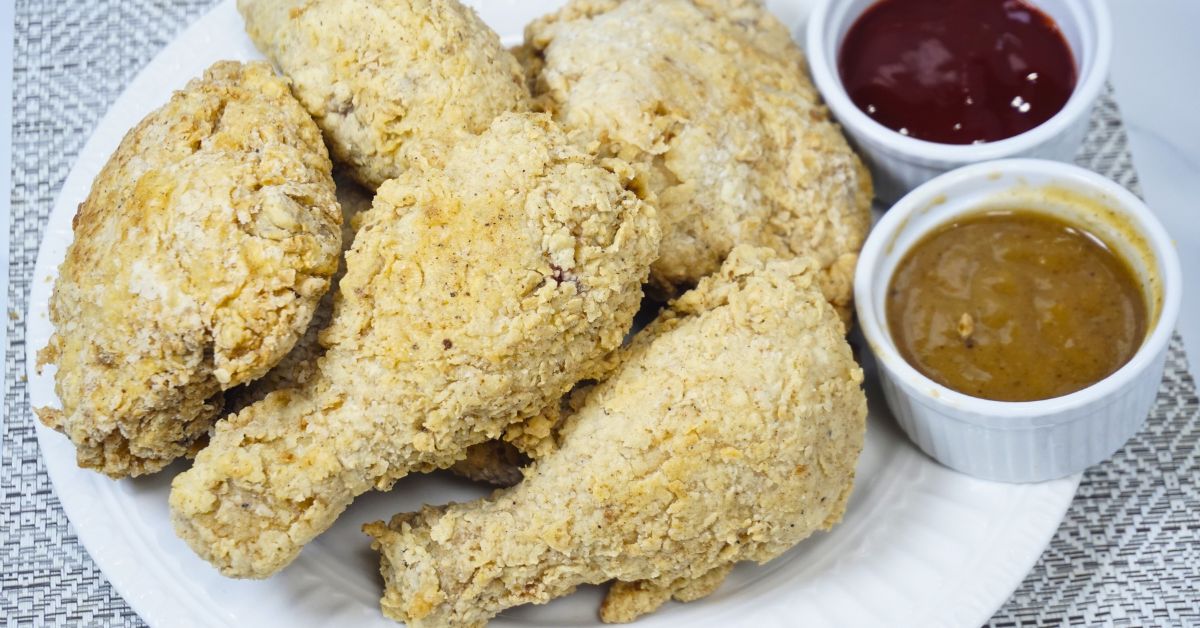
xmin=222 ymin=171 xmax=372 ymax=414
xmin=36 ymin=61 xmax=340 ymax=478
xmin=169 ymin=112 xmax=660 ymax=578
xmin=449 ymin=382 xmax=594 ymax=486
xmin=366 ymin=246 xmax=867 ymax=627
xmin=239 ymin=0 xmax=531 ymax=189
xmin=521 ymin=0 xmax=873 ymax=296
xmin=600 ymin=563 xmax=733 ymax=623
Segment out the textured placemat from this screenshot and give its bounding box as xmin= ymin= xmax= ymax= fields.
xmin=3 ymin=1 xmax=1198 ymax=626
xmin=985 ymin=94 xmax=1200 ymax=627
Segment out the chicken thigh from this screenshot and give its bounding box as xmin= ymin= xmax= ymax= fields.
xmin=521 ymin=0 xmax=872 ymax=302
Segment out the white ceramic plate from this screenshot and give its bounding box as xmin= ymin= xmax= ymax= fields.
xmin=25 ymin=1 xmax=1081 ymax=626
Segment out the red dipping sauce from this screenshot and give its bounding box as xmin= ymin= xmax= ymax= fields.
xmin=838 ymin=0 xmax=1078 ymax=145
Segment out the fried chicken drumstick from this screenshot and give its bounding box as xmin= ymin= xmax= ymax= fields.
xmin=170 ymin=112 xmax=660 ymax=579
xmin=366 ymin=247 xmax=867 ymax=626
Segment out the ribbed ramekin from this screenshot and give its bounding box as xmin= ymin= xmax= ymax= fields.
xmin=806 ymin=0 xmax=1113 ymax=203
xmin=855 ymin=160 xmax=1182 ymax=483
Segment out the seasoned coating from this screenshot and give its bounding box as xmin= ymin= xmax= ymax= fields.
xmin=601 ymin=564 xmax=733 ymax=623
xmin=521 ymin=0 xmax=873 ymax=301
xmin=452 ymin=379 xmax=601 ymax=486
xmin=170 ymin=113 xmax=660 ymax=578
xmin=223 ymin=172 xmax=372 ymax=414
xmin=366 ymin=247 xmax=867 ymax=627
xmin=239 ymin=0 xmax=531 ymax=189
xmin=264 ymin=178 xmax=597 ymax=490
xmin=450 ymin=383 xmax=592 ymax=487
xmin=35 ymin=61 xmax=341 ymax=478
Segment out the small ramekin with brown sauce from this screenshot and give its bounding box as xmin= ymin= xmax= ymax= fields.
xmin=855 ymin=159 xmax=1182 ymax=483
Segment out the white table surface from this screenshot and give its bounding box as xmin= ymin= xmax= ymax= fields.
xmin=0 ymin=0 xmax=1196 ymax=395
xmin=1107 ymin=0 xmax=1200 ymax=381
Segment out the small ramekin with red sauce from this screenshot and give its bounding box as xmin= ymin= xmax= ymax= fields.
xmin=806 ymin=0 xmax=1112 ymax=202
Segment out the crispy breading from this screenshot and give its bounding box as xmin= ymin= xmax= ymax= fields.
xmin=450 ymin=383 xmax=594 ymax=487
xmin=600 ymin=563 xmax=733 ymax=623
xmin=223 ymin=171 xmax=372 ymax=414
xmin=521 ymin=0 xmax=873 ymax=300
xmin=239 ymin=0 xmax=531 ymax=189
xmin=366 ymin=246 xmax=867 ymax=627
xmin=35 ymin=61 xmax=341 ymax=478
xmin=169 ymin=113 xmax=660 ymax=579
xmin=453 ymin=365 xmax=599 ymax=491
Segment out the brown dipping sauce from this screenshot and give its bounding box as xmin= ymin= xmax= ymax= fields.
xmin=887 ymin=211 xmax=1148 ymax=402
xmin=838 ymin=0 xmax=1077 ymax=145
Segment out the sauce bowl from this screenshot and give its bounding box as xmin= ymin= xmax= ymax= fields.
xmin=855 ymin=159 xmax=1182 ymax=483
xmin=806 ymin=0 xmax=1112 ymax=203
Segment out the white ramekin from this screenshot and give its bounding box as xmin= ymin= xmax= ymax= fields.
xmin=806 ymin=0 xmax=1113 ymax=203
xmin=855 ymin=159 xmax=1182 ymax=483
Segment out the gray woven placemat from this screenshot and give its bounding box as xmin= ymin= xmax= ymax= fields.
xmin=3 ymin=1 xmax=1198 ymax=626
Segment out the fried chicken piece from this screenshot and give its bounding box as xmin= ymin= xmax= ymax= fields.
xmin=170 ymin=112 xmax=660 ymax=578
xmin=600 ymin=564 xmax=734 ymax=623
xmin=449 ymin=380 xmax=598 ymax=486
xmin=365 ymin=246 xmax=867 ymax=627
xmin=239 ymin=0 xmax=531 ymax=190
xmin=35 ymin=61 xmax=341 ymax=478
xmin=223 ymin=171 xmax=372 ymax=414
xmin=521 ymin=0 xmax=873 ymax=302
